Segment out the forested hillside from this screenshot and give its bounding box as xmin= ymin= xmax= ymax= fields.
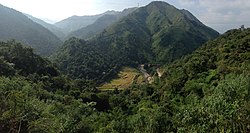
xmin=53 ymin=1 xmax=219 ymax=82
xmin=0 ymin=1 xmax=249 ymax=132
xmin=0 ymin=4 xmax=62 ymax=55
xmin=156 ymin=28 xmax=250 ymax=132
xmin=0 ymin=28 xmax=249 ymax=133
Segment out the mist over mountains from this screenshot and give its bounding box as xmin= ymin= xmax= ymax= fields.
xmin=26 ymin=14 xmax=66 ymax=40
xmin=0 ymin=4 xmax=135 ymax=54
xmin=54 ymin=11 xmax=119 ymax=35
xmin=0 ymin=4 xmax=62 ymax=55
xmin=66 ymin=7 xmax=138 ymax=40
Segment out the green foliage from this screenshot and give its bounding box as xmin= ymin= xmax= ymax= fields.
xmin=0 ymin=40 xmax=59 ymax=77
xmin=53 ymin=1 xmax=218 ymax=83
xmin=52 ymin=37 xmax=120 ymax=83
xmin=174 ymin=73 xmax=250 ymax=132
xmin=0 ymin=56 xmax=15 ymax=76
xmin=0 ymin=77 xmax=97 ymax=133
xmin=159 ymin=28 xmax=250 ymax=132
xmin=0 ymin=2 xmax=249 ymax=133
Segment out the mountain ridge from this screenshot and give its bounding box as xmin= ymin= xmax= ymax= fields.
xmin=0 ymin=2 xmax=249 ymax=133
xmin=66 ymin=7 xmax=138 ymax=40
xmin=0 ymin=28 xmax=249 ymax=133
xmin=54 ymin=10 xmax=121 ymax=34
xmin=0 ymin=4 xmax=62 ymax=55
xmin=53 ymin=1 xmax=219 ymax=82
xmin=25 ymin=14 xmax=66 ymax=40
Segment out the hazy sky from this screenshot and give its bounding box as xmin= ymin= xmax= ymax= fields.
xmin=0 ymin=0 xmax=249 ymax=33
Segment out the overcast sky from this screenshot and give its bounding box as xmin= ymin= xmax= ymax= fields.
xmin=0 ymin=0 xmax=249 ymax=33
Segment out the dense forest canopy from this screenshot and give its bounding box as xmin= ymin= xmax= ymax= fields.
xmin=52 ymin=1 xmax=219 ymax=83
xmin=0 ymin=1 xmax=249 ymax=133
xmin=0 ymin=28 xmax=249 ymax=132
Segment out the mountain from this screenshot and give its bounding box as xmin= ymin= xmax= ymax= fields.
xmin=66 ymin=8 xmax=137 ymax=40
xmin=0 ymin=4 xmax=62 ymax=55
xmin=54 ymin=11 xmax=119 ymax=35
xmin=53 ymin=1 xmax=219 ymax=82
xmin=1 ymin=29 xmax=249 ymax=133
xmin=26 ymin=14 xmax=66 ymax=40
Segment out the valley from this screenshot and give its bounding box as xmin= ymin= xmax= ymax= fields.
xmin=98 ymin=67 xmax=143 ymax=90
xmin=52 ymin=1 xmax=219 ymax=83
xmin=0 ymin=1 xmax=249 ymax=133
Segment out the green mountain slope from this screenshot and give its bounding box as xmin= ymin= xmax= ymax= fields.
xmin=53 ymin=2 xmax=219 ymax=80
xmin=66 ymin=8 xmax=137 ymax=40
xmin=53 ymin=1 xmax=219 ymax=82
xmin=162 ymin=28 xmax=250 ymax=92
xmin=0 ymin=29 xmax=249 ymax=133
xmin=0 ymin=4 xmax=62 ymax=55
xmin=26 ymin=14 xmax=66 ymax=40
xmin=143 ymin=2 xmax=219 ymax=63
xmin=148 ymin=28 xmax=250 ymax=132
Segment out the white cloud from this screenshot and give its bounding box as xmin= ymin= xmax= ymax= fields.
xmin=175 ymin=0 xmax=250 ymax=32
xmin=0 ymin=0 xmax=249 ymax=32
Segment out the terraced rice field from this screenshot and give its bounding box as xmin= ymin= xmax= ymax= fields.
xmin=98 ymin=67 xmax=143 ymax=90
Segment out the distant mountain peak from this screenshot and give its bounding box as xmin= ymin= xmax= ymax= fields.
xmin=0 ymin=4 xmax=62 ymax=55
xmin=54 ymin=1 xmax=219 ymax=81
xmin=147 ymin=1 xmax=172 ymax=7
xmin=104 ymin=10 xmax=118 ymax=14
xmin=66 ymin=7 xmax=137 ymax=40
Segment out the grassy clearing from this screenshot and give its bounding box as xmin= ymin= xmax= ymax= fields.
xmin=98 ymin=67 xmax=143 ymax=90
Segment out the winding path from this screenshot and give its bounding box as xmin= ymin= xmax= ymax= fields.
xmin=139 ymin=64 xmax=153 ymax=84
